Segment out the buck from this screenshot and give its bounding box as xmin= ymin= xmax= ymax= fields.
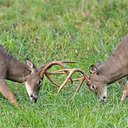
xmin=57 ymin=34 xmax=128 ymax=101
xmin=0 ymin=45 xmax=74 ymax=107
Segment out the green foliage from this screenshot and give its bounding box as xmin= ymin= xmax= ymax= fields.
xmin=0 ymin=0 xmax=128 ymax=127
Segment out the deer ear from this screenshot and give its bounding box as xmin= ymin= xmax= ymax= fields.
xmin=26 ymin=60 xmax=36 ymax=72
xmin=89 ymin=65 xmax=97 ymax=74
xmin=96 ymin=61 xmax=101 ymax=67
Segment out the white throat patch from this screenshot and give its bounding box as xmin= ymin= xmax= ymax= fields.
xmin=104 ymin=85 xmax=107 ymax=97
xmin=25 ymin=82 xmax=33 ymax=101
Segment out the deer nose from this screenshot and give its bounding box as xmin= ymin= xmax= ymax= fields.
xmin=30 ymin=95 xmax=38 ymax=103
xmin=102 ymin=96 xmax=106 ymax=102
xmin=103 ymin=96 xmax=106 ymax=99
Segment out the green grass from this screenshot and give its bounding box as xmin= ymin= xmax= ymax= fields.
xmin=0 ymin=0 xmax=128 ymax=127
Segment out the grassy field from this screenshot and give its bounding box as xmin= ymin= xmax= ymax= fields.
xmin=0 ymin=0 xmax=128 ymax=127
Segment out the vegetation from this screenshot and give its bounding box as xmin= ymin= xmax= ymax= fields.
xmin=0 ymin=0 xmax=128 ymax=127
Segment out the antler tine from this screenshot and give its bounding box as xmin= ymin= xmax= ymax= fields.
xmin=40 ymin=61 xmax=74 ymax=86
xmin=46 ymin=70 xmax=66 ymax=75
xmin=45 ymin=69 xmax=70 ymax=87
xmin=71 ymin=77 xmax=85 ymax=100
xmin=57 ymin=68 xmax=90 ymax=94
xmin=45 ymin=72 xmax=60 ymax=87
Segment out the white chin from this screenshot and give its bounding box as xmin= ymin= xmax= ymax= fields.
xmin=30 ymin=97 xmax=33 ymax=101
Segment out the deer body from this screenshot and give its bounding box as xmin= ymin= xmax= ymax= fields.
xmin=0 ymin=46 xmax=42 ymax=106
xmin=88 ymin=34 xmax=128 ymax=101
xmin=0 ymin=45 xmax=73 ymax=107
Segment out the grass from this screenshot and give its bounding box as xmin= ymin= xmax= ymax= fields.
xmin=0 ymin=0 xmax=128 ymax=127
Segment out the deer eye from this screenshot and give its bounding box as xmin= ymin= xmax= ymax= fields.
xmin=96 ymin=72 xmax=99 ymax=75
xmin=91 ymin=85 xmax=96 ymax=90
xmin=37 ymin=80 xmax=42 ymax=86
xmin=92 ymin=86 xmax=95 ymax=89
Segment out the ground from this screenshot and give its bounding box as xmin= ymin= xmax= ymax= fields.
xmin=0 ymin=0 xmax=128 ymax=127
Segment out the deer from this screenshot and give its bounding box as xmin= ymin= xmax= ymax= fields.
xmin=0 ymin=45 xmax=75 ymax=107
xmin=56 ymin=34 xmax=128 ymax=102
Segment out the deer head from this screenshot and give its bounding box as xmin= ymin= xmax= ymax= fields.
xmin=24 ymin=60 xmax=75 ymax=103
xmin=24 ymin=60 xmax=42 ymax=103
xmin=88 ymin=64 xmax=107 ymax=102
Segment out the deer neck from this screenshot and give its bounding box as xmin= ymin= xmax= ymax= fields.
xmin=7 ymin=58 xmax=30 ymax=83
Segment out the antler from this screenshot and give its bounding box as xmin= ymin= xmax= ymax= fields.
xmin=40 ymin=61 xmax=75 ymax=87
xmin=39 ymin=61 xmax=90 ymax=99
xmin=57 ymin=68 xmax=90 ymax=99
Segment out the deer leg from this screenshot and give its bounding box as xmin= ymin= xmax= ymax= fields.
xmin=121 ymin=77 xmax=128 ymax=101
xmin=0 ymin=79 xmax=18 ymax=107
xmin=121 ymin=85 xmax=128 ymax=101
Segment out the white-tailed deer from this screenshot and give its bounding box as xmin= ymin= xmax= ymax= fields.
xmin=57 ymin=34 xmax=128 ymax=101
xmin=0 ymin=45 xmax=74 ymax=107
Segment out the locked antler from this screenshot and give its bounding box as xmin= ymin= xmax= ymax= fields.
xmin=56 ymin=68 xmax=90 ymax=99
xmin=39 ymin=61 xmax=75 ymax=87
xmin=39 ymin=61 xmax=90 ymax=99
